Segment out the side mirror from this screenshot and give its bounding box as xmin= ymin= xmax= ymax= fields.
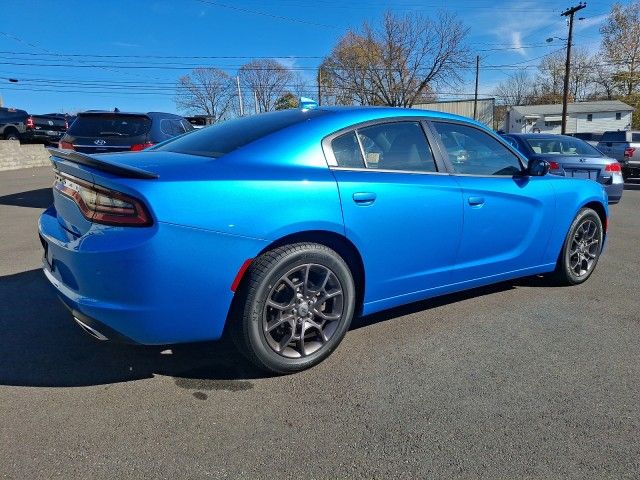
xmin=527 ymin=158 xmax=550 ymax=176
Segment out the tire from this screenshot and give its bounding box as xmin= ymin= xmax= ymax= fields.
xmin=551 ymin=208 xmax=603 ymax=286
xmin=3 ymin=129 xmax=19 ymax=141
xmin=233 ymin=243 xmax=356 ymax=374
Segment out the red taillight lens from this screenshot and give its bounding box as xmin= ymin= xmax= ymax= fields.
xmin=130 ymin=142 xmax=154 ymax=152
xmin=624 ymin=147 xmax=635 ymax=158
xmin=548 ymin=161 xmax=560 ymax=170
xmin=64 ymin=120 xmax=69 ymax=130
xmin=59 ymin=141 xmax=74 ymax=150
xmin=53 ymin=172 xmax=151 ymax=226
xmin=605 ymin=162 xmax=622 ymax=173
xmin=25 ymin=117 xmax=34 ymax=129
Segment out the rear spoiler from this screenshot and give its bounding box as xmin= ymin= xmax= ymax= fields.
xmin=47 ymin=148 xmax=159 ymax=180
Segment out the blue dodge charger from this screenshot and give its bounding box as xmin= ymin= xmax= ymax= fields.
xmin=39 ymin=107 xmax=609 ymax=373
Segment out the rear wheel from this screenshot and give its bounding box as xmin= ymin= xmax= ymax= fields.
xmin=233 ymin=243 xmax=356 ymax=374
xmin=551 ymin=208 xmax=603 ymax=285
xmin=3 ymin=129 xmax=19 ymax=141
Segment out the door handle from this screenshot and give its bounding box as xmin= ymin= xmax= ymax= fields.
xmin=352 ymin=192 xmax=377 ymax=205
xmin=467 ymin=196 xmax=485 ymax=207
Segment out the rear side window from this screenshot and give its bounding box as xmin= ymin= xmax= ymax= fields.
xmin=68 ymin=114 xmax=151 ymax=137
xmin=332 ymin=132 xmax=365 ymax=168
xmin=160 ymin=119 xmax=186 ymax=136
xmin=432 ymin=122 xmax=523 ymax=176
xmin=357 ymin=122 xmax=437 ymax=172
xmin=156 ymin=109 xmax=327 ymax=158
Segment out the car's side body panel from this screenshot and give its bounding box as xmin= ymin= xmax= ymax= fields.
xmin=38 ymin=107 xmax=610 ymax=345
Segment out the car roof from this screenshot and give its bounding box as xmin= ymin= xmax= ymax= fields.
xmin=316 ymin=105 xmax=480 ymax=124
xmin=78 ymin=111 xmax=185 ymax=118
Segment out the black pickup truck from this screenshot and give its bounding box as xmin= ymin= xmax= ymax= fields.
xmin=0 ymin=108 xmax=68 ymax=144
xmin=0 ymin=107 xmax=28 ymax=140
xmin=23 ymin=113 xmax=68 ymax=145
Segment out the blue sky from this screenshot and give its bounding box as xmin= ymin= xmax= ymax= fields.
xmin=1 ymin=0 xmax=613 ymax=114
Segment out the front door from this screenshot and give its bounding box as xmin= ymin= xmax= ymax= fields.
xmin=429 ymin=120 xmax=555 ymax=284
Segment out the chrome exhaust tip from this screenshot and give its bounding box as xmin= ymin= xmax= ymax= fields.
xmin=73 ymin=316 xmax=109 ymax=341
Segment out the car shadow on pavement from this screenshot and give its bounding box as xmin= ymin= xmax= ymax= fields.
xmin=0 ymin=269 xmax=265 ymax=388
xmin=0 ymin=188 xmax=53 ymax=209
xmin=0 ymin=268 xmax=546 ymax=388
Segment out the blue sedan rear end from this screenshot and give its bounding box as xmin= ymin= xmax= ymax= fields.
xmin=502 ymin=133 xmax=624 ymax=204
xmin=39 ymin=107 xmax=610 ymax=373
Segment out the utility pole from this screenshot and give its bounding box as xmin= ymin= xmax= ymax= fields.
xmin=560 ymin=2 xmax=586 ymax=134
xmin=473 ymin=55 xmax=480 ymax=120
xmin=317 ymin=67 xmax=322 ymax=106
xmin=236 ymin=76 xmax=244 ymax=116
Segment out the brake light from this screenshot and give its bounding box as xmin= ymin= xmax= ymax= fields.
xmin=548 ymin=161 xmax=560 ymax=170
xmin=25 ymin=116 xmax=34 ymax=129
xmin=130 ymin=142 xmax=154 ymax=152
xmin=53 ymin=172 xmax=151 ymax=226
xmin=624 ymin=147 xmax=635 ymax=158
xmin=64 ymin=120 xmax=68 ymax=130
xmin=58 ymin=141 xmax=74 ymax=150
xmin=605 ymin=162 xmax=622 ymax=174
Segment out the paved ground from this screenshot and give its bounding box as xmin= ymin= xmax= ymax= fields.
xmin=0 ymin=167 xmax=639 ymax=479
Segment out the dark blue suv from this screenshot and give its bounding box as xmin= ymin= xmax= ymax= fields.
xmin=58 ymin=111 xmax=194 ymax=154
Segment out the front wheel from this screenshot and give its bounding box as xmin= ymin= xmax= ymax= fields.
xmin=551 ymin=208 xmax=604 ymax=285
xmin=233 ymin=243 xmax=356 ymax=374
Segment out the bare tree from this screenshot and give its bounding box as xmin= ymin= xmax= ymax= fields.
xmin=535 ymin=48 xmax=593 ymax=103
xmin=319 ymin=11 xmax=469 ymax=107
xmin=493 ymin=71 xmax=534 ymax=106
xmin=601 ymin=2 xmax=640 ymax=96
xmin=175 ymin=68 xmax=235 ymax=122
xmin=239 ymin=59 xmax=294 ymax=113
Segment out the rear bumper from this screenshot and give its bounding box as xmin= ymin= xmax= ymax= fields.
xmin=38 ymin=205 xmax=267 ymax=344
xmin=605 ymin=176 xmax=624 ymax=204
xmin=22 ymin=129 xmax=64 ymax=144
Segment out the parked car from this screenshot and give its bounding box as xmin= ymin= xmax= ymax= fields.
xmin=568 ymin=132 xmax=602 ymax=149
xmin=22 ymin=114 xmax=68 ymax=145
xmin=58 ymin=111 xmax=194 ymax=153
xmin=0 ymin=107 xmax=28 ymax=140
xmin=597 ymin=130 xmax=640 ymax=179
xmin=39 ymin=107 xmax=609 ymax=374
xmin=502 ymin=133 xmax=623 ymax=204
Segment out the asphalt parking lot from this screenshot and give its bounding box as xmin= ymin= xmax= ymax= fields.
xmin=0 ymin=166 xmax=639 ymax=479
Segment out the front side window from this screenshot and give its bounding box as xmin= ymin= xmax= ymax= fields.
xmin=356 ymin=122 xmax=437 ymax=172
xmin=432 ymin=122 xmax=523 ymax=176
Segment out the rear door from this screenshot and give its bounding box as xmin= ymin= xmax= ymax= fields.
xmin=325 ymin=119 xmax=463 ymax=305
xmin=429 ymin=120 xmax=555 ymax=283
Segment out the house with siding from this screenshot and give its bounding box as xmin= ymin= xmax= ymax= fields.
xmin=504 ymin=100 xmax=634 ymax=134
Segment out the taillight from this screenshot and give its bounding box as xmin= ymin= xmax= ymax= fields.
xmin=130 ymin=142 xmax=154 ymax=152
xmin=624 ymin=147 xmax=635 ymax=158
xmin=59 ymin=141 xmax=74 ymax=150
xmin=64 ymin=120 xmax=69 ymax=130
xmin=25 ymin=116 xmax=34 ymax=129
xmin=605 ymin=162 xmax=622 ymax=174
xmin=53 ymin=172 xmax=152 ymax=226
xmin=548 ymin=161 xmax=561 ymax=170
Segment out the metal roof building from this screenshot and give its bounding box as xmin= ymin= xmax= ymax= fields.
xmin=505 ymin=100 xmax=634 ymax=134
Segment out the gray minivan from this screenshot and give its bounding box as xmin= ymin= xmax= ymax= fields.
xmin=597 ymin=130 xmax=640 ymax=178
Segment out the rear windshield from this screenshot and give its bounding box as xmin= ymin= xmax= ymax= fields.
xmin=525 ymin=137 xmax=602 ymax=156
xmin=68 ymin=114 xmax=151 ymax=138
xmin=154 ymin=109 xmax=327 ymax=158
xmin=600 ymin=131 xmax=626 ymax=142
